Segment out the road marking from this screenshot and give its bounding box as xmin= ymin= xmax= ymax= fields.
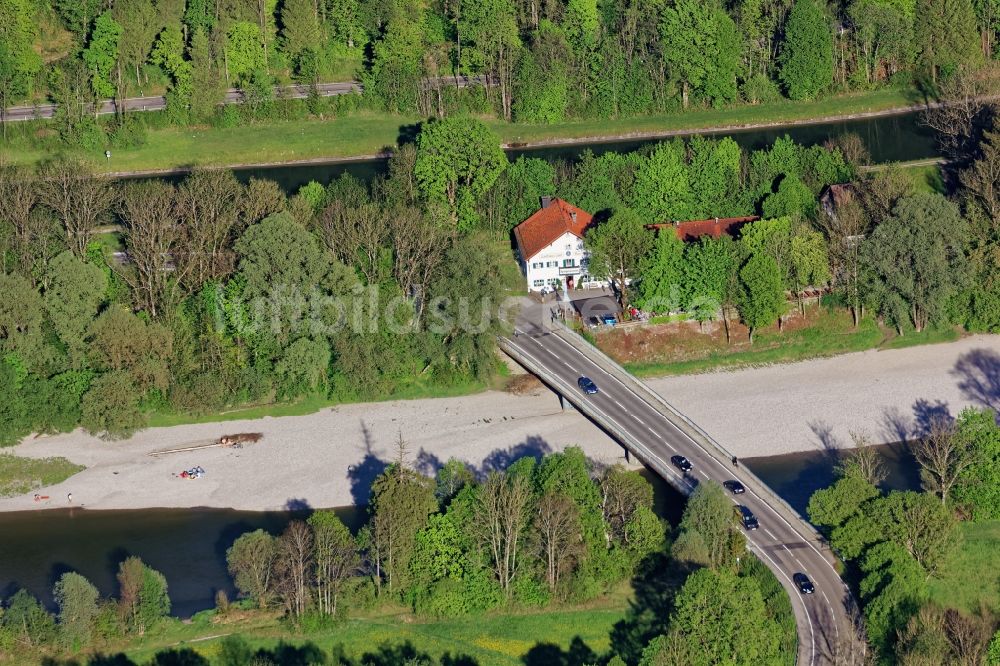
xmin=614 ymin=399 xmax=625 ymax=409
xmin=749 ymin=542 xmax=816 ymax=666
xmin=647 ymin=426 xmax=657 ymax=435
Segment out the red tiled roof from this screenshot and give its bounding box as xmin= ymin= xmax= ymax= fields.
xmin=514 ymin=199 xmax=594 ymax=261
xmin=645 ymin=216 xmax=760 ymax=241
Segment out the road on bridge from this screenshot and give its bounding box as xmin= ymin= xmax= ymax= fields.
xmin=503 ymin=299 xmax=864 ymax=666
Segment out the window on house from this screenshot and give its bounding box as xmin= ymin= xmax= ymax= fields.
xmin=563 ymin=259 xmax=575 ymax=267
xmin=533 ymin=279 xmax=544 ymax=287
xmin=547 ymin=261 xmax=558 ymax=268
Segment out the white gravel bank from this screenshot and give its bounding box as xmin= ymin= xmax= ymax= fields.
xmin=3 ymin=334 xmax=997 ymax=512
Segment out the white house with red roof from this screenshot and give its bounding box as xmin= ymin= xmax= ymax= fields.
xmin=513 ymin=197 xmax=605 ymax=292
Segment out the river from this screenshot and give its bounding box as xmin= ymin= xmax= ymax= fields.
xmin=0 ymin=444 xmax=918 ymax=617
xmin=227 ymin=111 xmax=938 ymax=193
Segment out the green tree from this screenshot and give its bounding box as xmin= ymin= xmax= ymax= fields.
xmin=53 ymin=572 xmax=100 ymax=647
xmin=640 ymin=568 xmax=783 ymax=666
xmin=414 ymin=117 xmax=507 ymax=229
xmin=45 ymin=252 xmax=107 ymax=367
xmin=761 ymin=175 xmax=816 ymax=220
xmin=227 ymin=529 xmax=278 ymax=608
xmin=281 ymin=0 xmax=322 ymax=70
xmin=630 ymin=141 xmax=694 ymax=221
xmin=308 ymin=510 xmax=358 ymax=617
xmin=363 ymin=450 xmax=438 ymax=594
xmin=512 ymin=25 xmax=570 ymax=123
xmin=0 ymin=272 xmax=47 ymax=366
xmin=682 ymin=236 xmax=735 ymax=324
xmin=789 ymin=224 xmax=830 ymax=313
xmin=952 ymin=407 xmax=1000 ymax=520
xmin=688 ymin=137 xmax=746 ymax=218
xmin=849 ymin=0 xmax=914 ymax=86
xmin=737 ymin=253 xmax=786 ymax=342
xmin=226 ymin=21 xmax=266 ymax=85
xmin=112 ymin=0 xmax=157 ymax=90
xmin=807 ymin=474 xmax=880 ymax=534
xmin=860 ymin=192 xmax=968 ymax=333
xmin=274 ymin=337 xmax=330 ymax=396
xmin=586 ymin=207 xmax=655 ymax=311
xmin=0 ymin=589 xmax=56 ymax=647
xmin=80 ymin=371 xmax=146 ymax=439
xmin=82 ymin=13 xmax=123 ymax=101
xmin=779 ymin=0 xmax=833 ymax=100
xmin=116 ymin=557 xmax=170 ymax=635
xmin=150 ymin=25 xmax=192 ymax=121
xmin=671 ymin=481 xmax=745 ymax=570
xmin=915 ymin=0 xmax=980 ymax=82
xmin=858 ymin=541 xmax=928 ymax=655
xmin=660 ymin=0 xmax=741 ymax=107
xmin=365 ymin=17 xmax=424 ymax=114
xmin=0 ymin=0 xmax=41 ymax=123
xmin=636 ymin=230 xmax=685 ymax=312
xmin=460 ymin=0 xmax=521 ymax=119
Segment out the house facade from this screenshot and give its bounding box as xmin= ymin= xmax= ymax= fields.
xmin=513 ymin=197 xmax=605 ymax=292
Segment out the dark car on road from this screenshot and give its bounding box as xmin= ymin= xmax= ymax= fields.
xmin=723 ymin=480 xmax=746 ymax=494
xmin=737 ymin=505 xmax=759 ymax=530
xmin=577 ymin=376 xmax=599 ymax=394
xmin=670 ymin=455 xmax=692 ymax=472
xmin=793 ymin=573 xmax=815 ymax=594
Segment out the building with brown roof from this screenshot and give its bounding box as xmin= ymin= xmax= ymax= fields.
xmin=645 ymin=216 xmax=760 ymax=240
xmin=513 ymin=197 xmax=604 ymax=292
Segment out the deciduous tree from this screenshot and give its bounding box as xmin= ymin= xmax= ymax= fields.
xmin=227 ymin=529 xmax=278 ymax=608
xmin=779 ymin=0 xmax=833 ymax=99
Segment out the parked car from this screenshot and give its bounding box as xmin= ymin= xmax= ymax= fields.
xmin=736 ymin=505 xmax=759 ymax=530
xmin=723 ymin=480 xmax=746 ymax=494
xmin=601 ymin=314 xmax=618 ymax=326
xmin=670 ymin=455 xmax=692 ymax=472
xmin=577 ymin=376 xmax=599 ymax=394
xmin=793 ymin=573 xmax=815 ymax=594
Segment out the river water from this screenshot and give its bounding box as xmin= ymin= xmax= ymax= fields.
xmin=230 ymin=111 xmax=938 ymax=193
xmin=0 ymin=445 xmax=918 ymax=617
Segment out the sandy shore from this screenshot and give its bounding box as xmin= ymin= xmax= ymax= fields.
xmin=3 ymin=334 xmax=997 ymax=513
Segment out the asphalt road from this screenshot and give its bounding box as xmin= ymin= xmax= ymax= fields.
xmin=505 ymin=300 xmax=862 ymax=666
xmin=1 ymin=76 xmax=483 ymax=122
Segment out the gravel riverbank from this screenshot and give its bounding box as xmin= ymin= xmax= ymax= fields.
xmin=3 ymin=334 xmax=996 ymax=512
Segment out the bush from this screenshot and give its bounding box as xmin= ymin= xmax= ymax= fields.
xmin=109 ymin=117 xmax=148 ymax=149
xmin=213 ymin=105 xmax=242 ymax=129
xmin=512 ymin=574 xmax=550 ymax=607
xmin=741 ymin=74 xmax=783 ymax=105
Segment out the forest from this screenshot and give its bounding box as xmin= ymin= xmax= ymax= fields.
xmin=0 ymin=0 xmax=995 ymax=150
xmin=0 ymin=446 xmax=800 ymax=665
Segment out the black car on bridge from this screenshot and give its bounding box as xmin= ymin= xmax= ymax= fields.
xmin=793 ymin=573 xmax=815 ymax=594
xmin=670 ymin=455 xmax=692 ymax=472
xmin=737 ymin=505 xmax=759 ymax=530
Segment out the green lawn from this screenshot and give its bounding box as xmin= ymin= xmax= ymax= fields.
xmin=112 ymin=599 xmax=630 ymax=666
xmin=0 ymin=88 xmax=920 ymax=174
xmin=0 ymin=453 xmax=84 ymax=498
xmin=928 ymin=520 xmax=1000 ymax=614
xmin=618 ymin=309 xmax=960 ymax=378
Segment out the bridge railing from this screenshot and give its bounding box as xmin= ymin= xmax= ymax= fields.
xmin=545 ymin=321 xmax=839 ymax=568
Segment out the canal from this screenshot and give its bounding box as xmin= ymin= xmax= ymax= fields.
xmin=0 ymin=444 xmax=918 ymax=617
xmin=226 ymin=111 xmax=938 ymax=193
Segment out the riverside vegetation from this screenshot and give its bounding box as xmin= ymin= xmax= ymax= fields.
xmin=0 ymin=0 xmax=997 ymax=166
xmin=0 ymin=447 xmax=796 ymax=665
xmin=807 ymin=409 xmax=1000 ymax=664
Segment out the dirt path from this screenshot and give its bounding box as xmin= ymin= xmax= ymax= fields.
xmin=3 ymin=334 xmax=996 ymax=512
